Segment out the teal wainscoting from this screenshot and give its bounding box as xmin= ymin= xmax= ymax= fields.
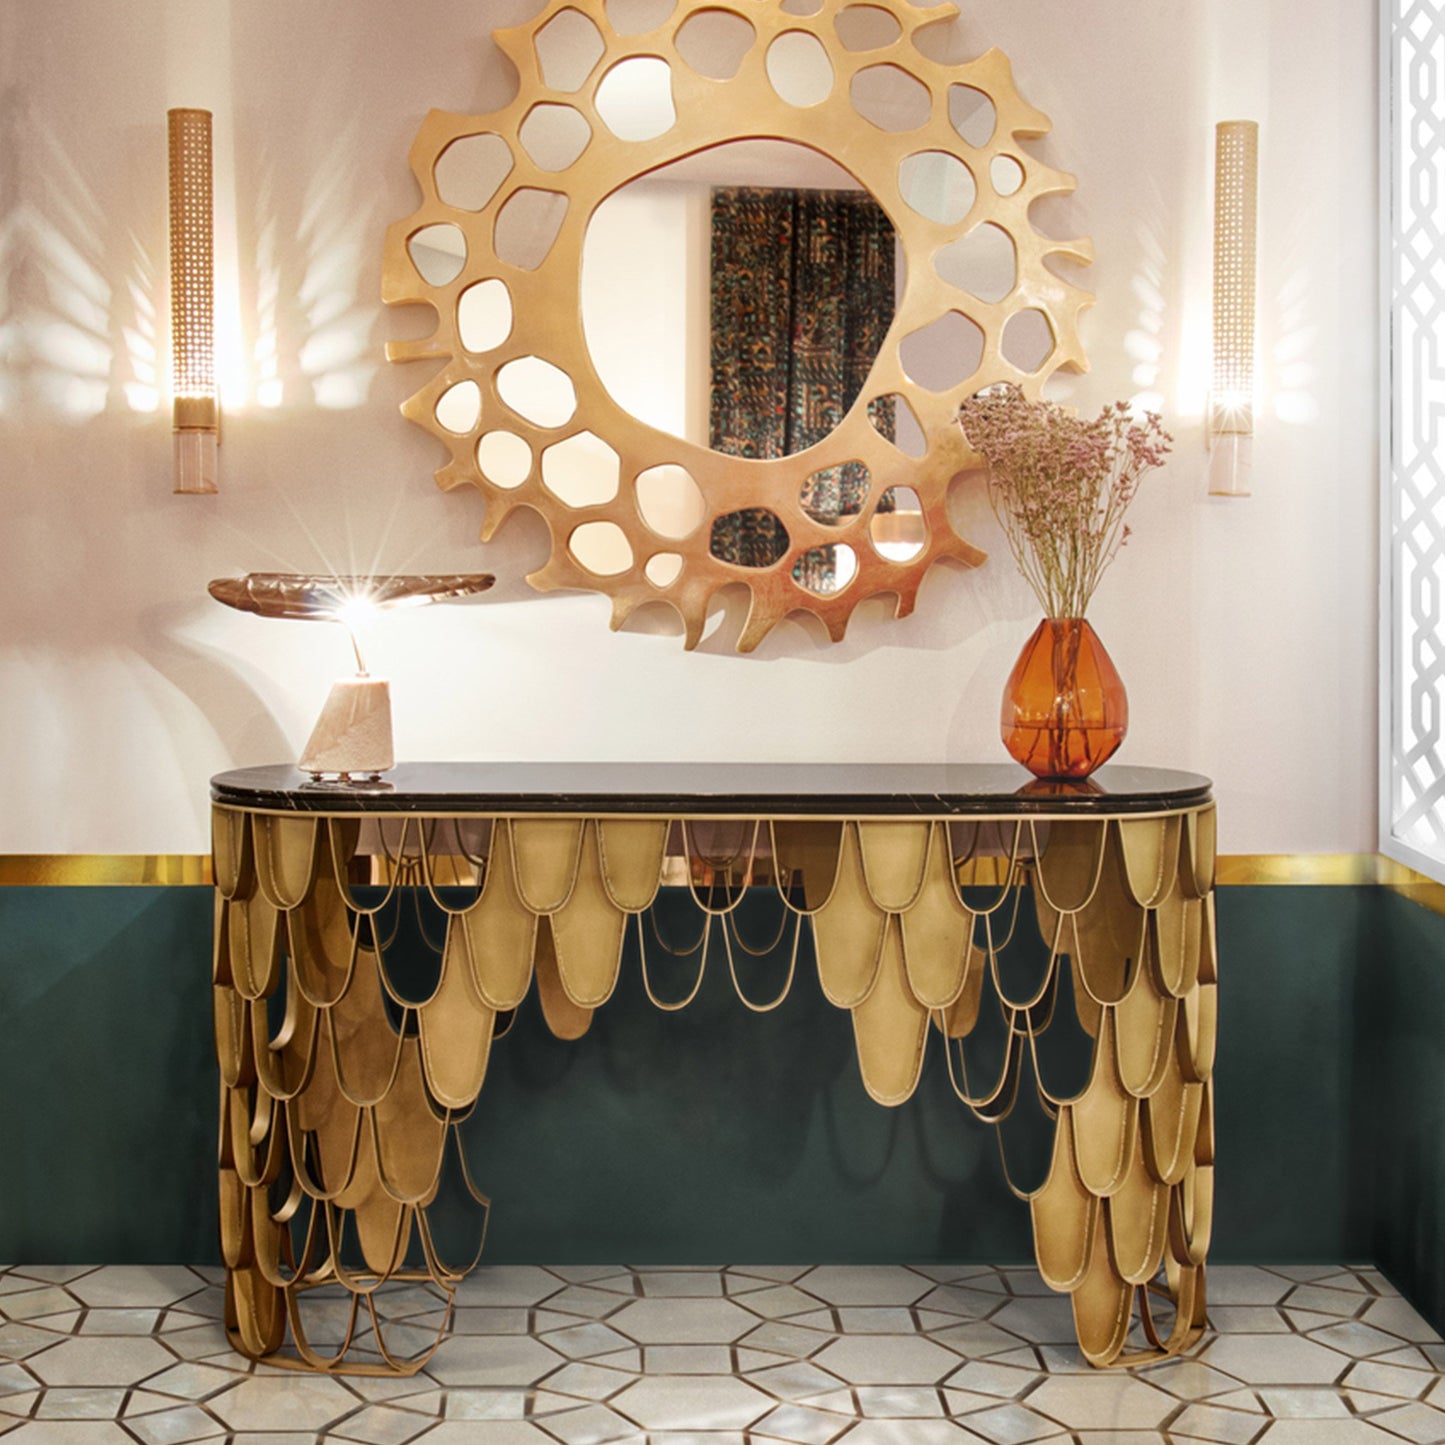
xmin=0 ymin=883 xmax=1392 ymax=1289
xmin=1363 ymin=892 xmax=1445 ymax=1332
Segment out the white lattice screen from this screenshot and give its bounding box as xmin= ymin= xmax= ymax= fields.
xmin=1384 ymin=0 xmax=1445 ymax=877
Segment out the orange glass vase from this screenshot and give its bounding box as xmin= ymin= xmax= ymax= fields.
xmin=1001 ymin=618 xmax=1128 ymax=779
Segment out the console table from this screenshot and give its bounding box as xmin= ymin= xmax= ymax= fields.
xmin=210 ymin=763 xmax=1216 ymax=1373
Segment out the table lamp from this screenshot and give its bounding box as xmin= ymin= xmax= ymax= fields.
xmin=208 ymin=573 xmax=493 ymax=781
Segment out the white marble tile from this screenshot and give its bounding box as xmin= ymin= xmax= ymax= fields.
xmin=454 ymin=1267 xmax=565 ymax=1308
xmin=330 ymin=1403 xmax=436 ymax=1444
xmin=835 ymin=1421 xmax=987 ymax=1444
xmin=1207 ymin=1306 xmax=1292 ymax=1334
xmin=0 ymin=1260 xmax=1438 ymax=1443
xmin=550 ymin=1268 xmax=630 ymax=1286
xmin=750 ymin=1401 xmax=847 ymax=1443
xmin=0 ymin=1292 xmax=81 ymax=1325
xmin=1209 ymin=1390 xmax=1267 ymax=1413
xmin=959 ymin=1402 xmax=1061 ymax=1443
xmin=543 ymin=1361 xmax=634 ymax=1401
xmin=538 ymin=1322 xmax=636 ymax=1360
xmin=141 ymin=1361 xmax=238 ymax=1399
xmin=66 ymin=1269 xmax=205 ymax=1312
xmin=726 ymin=1267 xmax=812 ymax=1285
xmin=1169 ymin=1402 xmax=1263 ymax=1443
xmin=124 ymin=1405 xmax=226 ymax=1444
xmin=984 ymin=1297 xmax=1078 ymax=1346
xmin=1370 ymin=1402 xmax=1445 ymax=1444
xmin=1282 ymin=1308 xmax=1345 ymax=1333
xmin=854 ymin=1384 xmax=944 ymax=1417
xmin=451 ymin=1307 xmax=531 ymax=1336
xmin=32 ymin=1388 xmax=127 ymax=1419
xmin=736 ymin=1288 xmax=826 ymax=1321
xmin=0 ymin=1368 xmax=33 ymax=1400
xmin=420 ymin=1424 xmax=561 ymax=1443
xmin=638 ymin=1274 xmax=723 ymax=1299
xmin=1256 ymin=1422 xmax=1403 ymax=1442
xmin=1312 ymin=1320 xmax=1412 ymax=1358
xmin=644 ymin=1346 xmax=732 ymax=1375
xmin=1132 ymin=1360 xmax=1240 ymax=1401
xmin=746 ymin=1361 xmax=846 ymax=1402
xmin=533 ymin=1287 xmax=622 ymax=1321
xmin=538 ymin=1403 xmax=639 ymax=1444
xmin=649 ymin=1433 xmax=748 ymax=1445
xmin=606 ymin=1299 xmax=756 ymax=1345
xmin=0 ymin=1423 xmax=137 ymax=1443
xmin=80 ymin=1309 xmax=162 ymax=1336
xmin=1255 ymin=1386 xmax=1350 ymax=1418
xmin=812 ymin=1335 xmax=959 ymax=1386
xmin=26 ymin=1336 xmax=175 ymax=1388
xmin=1343 ymin=1360 xmax=1435 ymax=1399
xmin=1285 ymin=1285 xmax=1367 ymax=1317
xmin=8 ymin=1268 xmax=97 ymax=1287
xmin=835 ymin=1308 xmax=916 ymax=1335
xmin=1199 ymin=1334 xmax=1352 ymax=1385
xmin=794 ymin=1269 xmax=931 ymax=1308
xmin=206 ymin=1373 xmax=359 ymax=1432
xmin=928 ymin=1321 xmax=1028 ymax=1358
xmin=442 ymin=1389 xmax=528 ymax=1419
xmin=1024 ymin=1374 xmax=1175 ymax=1430
xmin=1201 ymin=1268 xmax=1294 ymax=1307
xmin=608 ymin=1374 xmax=772 ymax=1430
xmin=943 ymin=1360 xmax=1039 ymax=1399
xmin=739 ymin=1323 xmax=829 ymax=1359
xmin=591 ymin=1349 xmax=644 ymax=1373
xmin=0 ymin=1326 xmax=66 ymax=1363
xmin=425 ymin=1334 xmax=566 ymax=1387
xmin=1350 ymin=1387 xmax=1412 ymax=1413
xmin=918 ymin=1285 xmax=1008 ymax=1318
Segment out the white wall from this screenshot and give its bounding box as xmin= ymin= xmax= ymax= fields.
xmin=0 ymin=0 xmax=1377 ymax=855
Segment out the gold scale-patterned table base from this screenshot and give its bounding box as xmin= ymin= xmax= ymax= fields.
xmin=211 ymin=802 xmax=1216 ymax=1373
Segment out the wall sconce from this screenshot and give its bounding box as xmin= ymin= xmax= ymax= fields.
xmin=208 ymin=573 xmax=494 ymax=783
xmin=169 ymin=108 xmax=219 ymax=495
xmin=1209 ymin=120 xmax=1258 ymax=497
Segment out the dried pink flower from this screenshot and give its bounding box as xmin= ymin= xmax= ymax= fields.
xmin=957 ymin=386 xmax=1171 ymax=619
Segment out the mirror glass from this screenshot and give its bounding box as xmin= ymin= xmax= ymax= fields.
xmin=580 ymin=139 xmax=899 ymax=460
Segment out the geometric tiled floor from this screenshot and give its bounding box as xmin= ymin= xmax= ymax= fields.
xmin=1 ymin=1263 xmax=1442 ymax=1442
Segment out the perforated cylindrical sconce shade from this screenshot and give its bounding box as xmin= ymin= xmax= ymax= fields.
xmin=168 ymin=108 xmax=218 ymax=495
xmin=1210 ymin=120 xmax=1258 ymax=497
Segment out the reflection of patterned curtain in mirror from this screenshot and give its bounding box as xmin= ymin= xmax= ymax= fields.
xmin=708 ymin=189 xmax=896 ymax=591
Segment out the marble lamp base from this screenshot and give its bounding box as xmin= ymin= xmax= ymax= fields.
xmin=298 ymin=676 xmax=394 ymax=779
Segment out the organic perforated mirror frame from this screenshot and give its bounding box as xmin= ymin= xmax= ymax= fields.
xmin=383 ymin=0 xmax=1093 ymax=652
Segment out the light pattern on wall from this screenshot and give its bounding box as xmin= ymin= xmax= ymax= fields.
xmin=383 ymin=0 xmax=1093 ymax=651
xmin=1385 ymin=0 xmax=1445 ymax=874
xmin=213 ymin=802 xmax=1214 ymax=1371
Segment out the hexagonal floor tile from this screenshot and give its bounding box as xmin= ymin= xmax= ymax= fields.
xmin=610 ymin=1375 xmax=773 ymax=1430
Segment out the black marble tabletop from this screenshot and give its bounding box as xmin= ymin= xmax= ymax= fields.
xmin=211 ymin=762 xmax=1212 ymax=817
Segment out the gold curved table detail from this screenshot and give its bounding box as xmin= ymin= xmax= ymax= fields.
xmin=210 ymin=770 xmax=1216 ymax=1374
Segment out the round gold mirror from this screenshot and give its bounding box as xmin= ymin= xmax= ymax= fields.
xmin=384 ymin=0 xmax=1092 ymax=651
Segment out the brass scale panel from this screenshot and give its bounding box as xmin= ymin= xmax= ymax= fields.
xmin=212 ymin=800 xmax=1215 ymax=1372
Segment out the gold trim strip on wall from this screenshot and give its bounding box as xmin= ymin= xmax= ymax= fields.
xmin=0 ymin=856 xmax=213 ymax=886
xmin=2 ymin=852 xmax=1444 ymax=913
